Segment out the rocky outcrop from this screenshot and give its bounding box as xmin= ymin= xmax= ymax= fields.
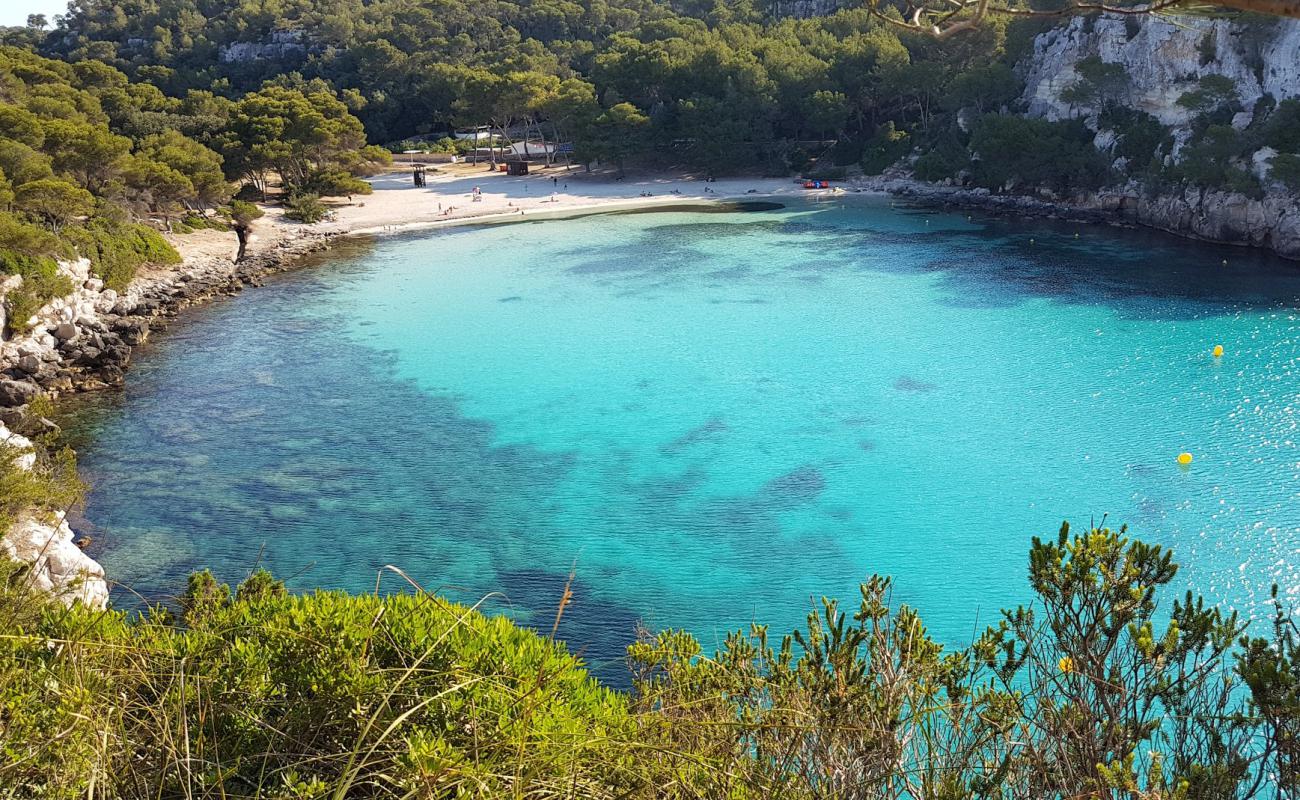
xmin=768 ymin=0 xmax=843 ymax=17
xmin=1119 ymin=186 xmax=1300 ymax=256
xmin=901 ymin=12 xmax=1300 ymax=260
xmin=1 ymin=421 xmax=108 ymax=608
xmin=219 ymin=30 xmax=309 ymax=63
xmin=0 ymin=231 xmax=338 ymax=412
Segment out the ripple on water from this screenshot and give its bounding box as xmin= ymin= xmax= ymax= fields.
xmin=60 ymin=196 xmax=1300 ymax=653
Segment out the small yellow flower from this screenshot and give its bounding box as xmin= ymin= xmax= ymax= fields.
xmin=1059 ymin=656 xmax=1074 ymax=674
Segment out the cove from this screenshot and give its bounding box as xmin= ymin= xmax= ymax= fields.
xmin=59 ymin=196 xmax=1300 ymax=682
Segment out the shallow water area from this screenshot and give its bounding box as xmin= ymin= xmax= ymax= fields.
xmin=60 ymin=195 xmax=1300 ymax=680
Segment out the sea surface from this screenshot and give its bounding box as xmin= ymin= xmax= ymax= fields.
xmin=60 ymin=196 xmax=1300 ymax=680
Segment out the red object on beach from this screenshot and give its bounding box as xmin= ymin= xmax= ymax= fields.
xmin=804 ymin=181 xmax=814 ymax=188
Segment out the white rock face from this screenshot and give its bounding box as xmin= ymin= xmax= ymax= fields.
xmin=219 ymin=30 xmax=308 ymax=63
xmin=1022 ymin=15 xmax=1300 ymax=126
xmin=0 ymin=258 xmax=101 ymax=371
xmin=0 ymin=421 xmax=108 ymax=609
xmin=2 ymin=512 xmax=108 ymax=608
xmin=1260 ymin=19 xmax=1300 ymax=102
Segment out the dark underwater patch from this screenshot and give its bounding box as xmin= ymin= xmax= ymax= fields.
xmin=894 ymin=376 xmax=938 ymax=393
xmin=761 ymin=465 xmax=827 ymax=504
xmin=494 ymin=568 xmax=642 ymax=688
xmin=660 ymin=416 xmax=728 ymax=455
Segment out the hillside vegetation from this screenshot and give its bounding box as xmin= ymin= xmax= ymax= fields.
xmin=0 ymin=525 xmax=1297 ymax=798
xmin=0 ymin=45 xmax=389 ymax=334
xmin=15 ymin=0 xmax=1298 ymax=201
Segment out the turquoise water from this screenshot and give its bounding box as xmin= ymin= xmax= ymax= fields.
xmin=63 ymin=197 xmax=1300 ymax=679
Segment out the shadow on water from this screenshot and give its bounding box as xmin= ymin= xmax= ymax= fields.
xmin=824 ymin=201 xmax=1300 ymax=319
xmin=545 ymin=197 xmax=1300 ymax=319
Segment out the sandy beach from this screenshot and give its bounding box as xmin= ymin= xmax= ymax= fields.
xmin=168 ymin=167 xmax=830 ymax=266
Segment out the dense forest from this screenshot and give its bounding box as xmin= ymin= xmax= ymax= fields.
xmin=4 ymin=0 xmax=1295 ymax=197
xmin=20 ymin=0 xmax=1033 ymax=175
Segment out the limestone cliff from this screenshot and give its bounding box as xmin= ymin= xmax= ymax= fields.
xmin=1022 ymin=15 xmax=1300 ymax=129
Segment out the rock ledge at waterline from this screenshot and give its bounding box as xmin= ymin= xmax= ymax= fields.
xmin=0 ymin=230 xmax=339 ymax=603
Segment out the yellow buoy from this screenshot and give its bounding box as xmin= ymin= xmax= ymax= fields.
xmin=1212 ymin=344 xmax=1224 ymax=358
xmin=1177 ymin=452 xmax=1193 ymax=466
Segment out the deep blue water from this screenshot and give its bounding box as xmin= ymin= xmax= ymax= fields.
xmin=61 ymin=197 xmax=1300 ymax=680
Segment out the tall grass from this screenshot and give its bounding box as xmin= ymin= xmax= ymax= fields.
xmin=0 ymin=523 xmax=1296 ymax=798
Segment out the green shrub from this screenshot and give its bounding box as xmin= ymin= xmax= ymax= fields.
xmin=0 ymin=251 xmax=73 ymax=333
xmin=1176 ymin=74 xmax=1238 ymax=118
xmin=0 ymin=211 xmax=64 ymax=267
xmin=1271 ymin=152 xmax=1300 ymax=192
xmin=0 ymin=572 xmax=642 ymax=798
xmin=389 ymin=136 xmax=458 ymax=154
xmin=1100 ymin=106 xmax=1171 ymax=171
xmin=234 ymin=182 xmax=262 ymax=202
xmin=0 ymin=525 xmax=1296 ymax=797
xmin=304 ymin=168 xmax=373 ymax=197
xmin=283 ymin=192 xmax=331 ymax=224
xmin=1263 ymin=98 xmax=1300 ymax=152
xmin=180 ymin=213 xmax=229 ymax=232
xmin=227 ymin=200 xmax=264 ymax=228
xmin=0 ymin=439 xmax=82 ymax=531
xmin=61 ymin=218 xmax=181 ymax=292
xmin=1175 ymin=124 xmax=1264 ymax=198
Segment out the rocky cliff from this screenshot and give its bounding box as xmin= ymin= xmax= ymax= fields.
xmin=1021 ymin=15 xmax=1300 ymax=131
xmin=1011 ymin=14 xmax=1300 ymax=259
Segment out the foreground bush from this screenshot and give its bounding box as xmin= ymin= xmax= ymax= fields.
xmin=0 ymin=524 xmax=1296 ymax=798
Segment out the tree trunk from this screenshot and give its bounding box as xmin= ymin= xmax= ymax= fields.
xmin=536 ymin=120 xmax=549 ymax=165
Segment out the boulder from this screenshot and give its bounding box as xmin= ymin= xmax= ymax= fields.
xmin=0 ymin=378 xmax=39 ymax=406
xmin=53 ymin=321 xmax=77 ymax=341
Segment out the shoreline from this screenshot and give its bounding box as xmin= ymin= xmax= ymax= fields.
xmin=2 ymin=166 xmax=1296 ymax=606
xmin=859 ymin=175 xmax=1300 ymax=262
xmin=0 ymin=172 xmax=814 ymax=605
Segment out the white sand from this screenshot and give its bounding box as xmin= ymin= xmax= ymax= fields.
xmin=169 ymin=166 xmax=843 ymax=266
xmin=327 ymin=166 xmax=817 ymax=234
